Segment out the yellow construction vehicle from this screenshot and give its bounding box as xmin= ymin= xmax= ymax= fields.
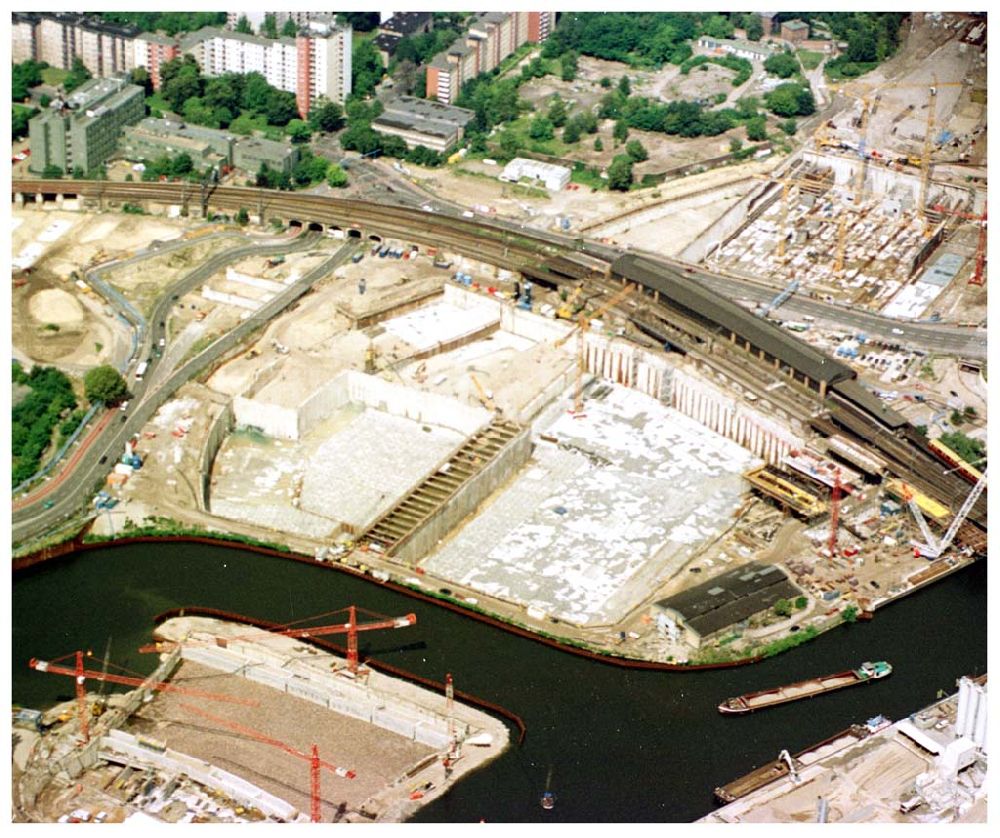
xmin=469 ymin=372 xmax=497 ymax=412
xmin=556 ymin=285 xmax=586 ymax=320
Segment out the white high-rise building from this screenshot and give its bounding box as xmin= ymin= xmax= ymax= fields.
xmin=183 ymin=22 xmax=352 ymax=117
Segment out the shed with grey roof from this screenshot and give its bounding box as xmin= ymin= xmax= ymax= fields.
xmin=654 ymin=562 xmax=802 ymax=648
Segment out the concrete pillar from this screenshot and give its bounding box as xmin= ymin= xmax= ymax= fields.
xmin=957 ymin=678 xmax=973 ymax=735
xmin=820 ymin=379 xmax=827 ymax=398
xmin=35 ymin=193 xmax=43 ymax=204
xmin=15 ymin=192 xmax=25 ymax=208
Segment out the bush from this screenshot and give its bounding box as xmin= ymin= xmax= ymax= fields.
xmin=773 ymin=598 xmax=793 ymax=617
xmin=780 ymin=118 xmax=798 ymax=136
xmin=625 ymin=139 xmax=648 ymax=162
xmin=764 ymin=52 xmax=800 ymax=79
xmin=794 ymin=596 xmax=808 ymax=610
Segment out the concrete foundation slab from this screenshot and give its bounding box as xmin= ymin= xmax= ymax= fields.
xmin=422 ymin=384 xmax=758 ymax=625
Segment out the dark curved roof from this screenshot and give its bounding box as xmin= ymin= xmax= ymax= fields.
xmin=614 ymin=254 xmax=855 ymax=386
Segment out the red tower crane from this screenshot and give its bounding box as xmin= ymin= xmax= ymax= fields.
xmin=178 ymin=701 xmax=356 ymax=823
xmin=828 ymin=468 xmax=842 ymax=561
xmin=932 ymin=201 xmax=987 ymax=286
xmin=140 ymin=606 xmax=417 ymax=674
xmin=28 ymin=650 xmax=258 ymax=744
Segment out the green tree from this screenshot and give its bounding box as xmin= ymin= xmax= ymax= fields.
xmin=746 ymin=115 xmax=767 ymax=141
xmin=547 ymin=95 xmax=567 ymax=128
xmin=765 ymin=82 xmax=815 ymax=117
xmin=563 ymin=120 xmax=581 ymax=144
xmin=352 ymin=39 xmax=385 ymax=99
xmin=773 ymin=598 xmax=793 ymax=618
xmin=235 ymin=206 xmax=249 ymax=225
xmin=780 ymin=118 xmax=798 ymax=136
xmin=308 ymin=98 xmax=344 ymax=133
xmin=128 ymin=66 xmax=153 ymax=96
xmin=625 ymin=138 xmax=648 ymax=162
xmin=847 ymin=29 xmax=878 ymax=63
xmin=594 ymin=137 xmax=604 ymax=151
xmin=262 ymin=13 xmax=278 ymax=39
xmin=84 ymin=365 xmax=127 ymax=405
xmin=42 ymin=164 xmax=63 ymax=178
xmin=529 ymin=116 xmax=554 ymax=141
xmin=234 ymin=15 xmax=252 ymax=35
xmin=327 ymin=163 xmax=348 ymax=188
xmin=12 ymin=59 xmax=46 ymax=101
xmin=63 ymin=57 xmax=92 ymax=94
xmin=729 ymin=137 xmax=743 ymax=153
xmin=764 ymin=52 xmax=800 ymax=79
xmin=286 ymin=119 xmax=312 ymax=143
xmin=12 ymin=106 xmax=36 ymax=141
xmin=498 ymin=131 xmax=521 ymax=161
xmin=169 ymin=153 xmax=194 ymax=177
xmin=794 ymin=596 xmax=808 ymax=610
xmin=560 ymin=50 xmax=578 ymax=82
xmin=702 ymin=14 xmax=734 ymax=39
xmin=613 ymin=119 xmax=629 ymax=143
xmin=162 ymin=61 xmax=202 ymax=113
xmin=229 ymin=112 xmax=267 ymax=135
xmin=618 ymin=75 xmax=631 ymax=96
xmin=938 ymin=431 xmax=986 ymax=466
xmin=600 ymin=76 xmax=612 ymax=88
xmin=281 ymin=17 xmax=298 ymax=38
xmin=744 ymin=15 xmax=764 ymax=41
xmin=842 ymin=605 xmax=859 ymax=623
xmin=607 ymin=153 xmax=633 ymax=191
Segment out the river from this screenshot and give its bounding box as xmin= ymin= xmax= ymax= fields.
xmin=12 ymin=542 xmax=987 ymax=823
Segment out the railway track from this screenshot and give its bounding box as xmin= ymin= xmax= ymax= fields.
xmin=12 ymin=178 xmax=985 ymax=539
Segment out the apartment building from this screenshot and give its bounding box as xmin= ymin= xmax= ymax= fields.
xmin=425 ymin=11 xmax=555 ymax=105
xmin=224 ymin=11 xmax=317 ymax=34
xmin=373 ymin=12 xmax=434 ymax=66
xmin=28 ymin=77 xmax=145 ymax=174
xmin=12 ymin=12 xmax=39 ymax=63
xmin=132 ymin=32 xmax=180 ymax=90
xmin=181 ymin=21 xmax=351 ymax=117
xmin=20 ymin=12 xmax=139 ymax=77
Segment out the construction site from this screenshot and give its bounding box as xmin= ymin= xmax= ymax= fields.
xmin=10 ymin=11 xmax=987 ymax=825
xmin=14 ymin=614 xmax=509 ymax=824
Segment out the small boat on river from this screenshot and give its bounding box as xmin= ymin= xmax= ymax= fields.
xmin=718 ymin=661 xmax=892 ymax=715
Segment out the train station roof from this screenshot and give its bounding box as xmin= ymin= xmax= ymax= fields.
xmin=613 ymin=254 xmax=855 ymax=386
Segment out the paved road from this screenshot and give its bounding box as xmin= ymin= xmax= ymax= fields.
xmin=12 ymin=233 xmax=335 ymax=545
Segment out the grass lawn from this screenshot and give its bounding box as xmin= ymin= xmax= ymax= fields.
xmin=13 ymin=103 xmax=36 ymax=116
xmin=40 ymin=66 xmax=69 ymax=86
xmin=797 ymin=50 xmax=825 ymax=71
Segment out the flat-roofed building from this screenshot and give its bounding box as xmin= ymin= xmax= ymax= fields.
xmin=698 ymin=36 xmax=778 ymax=63
xmin=233 ymin=136 xmax=299 ymax=176
xmin=371 ymin=95 xmax=475 ymax=152
xmin=426 ymin=11 xmax=555 ymax=104
xmin=781 ymin=20 xmax=810 ymax=43
xmin=28 ymin=77 xmax=145 ymax=174
xmin=653 ymin=562 xmax=802 ymax=649
xmin=122 ymin=117 xmax=235 ymax=167
xmin=500 ymin=157 xmax=570 ymax=191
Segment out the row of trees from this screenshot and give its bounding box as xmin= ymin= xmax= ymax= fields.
xmin=154 ymin=56 xmax=299 ymax=128
xmin=12 ymin=362 xmax=79 ymax=486
xmin=98 ymin=11 xmax=225 ymax=36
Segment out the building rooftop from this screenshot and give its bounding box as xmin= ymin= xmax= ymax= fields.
xmin=782 ymin=20 xmax=810 ymax=31
xmin=656 ymin=561 xmax=801 ymax=638
xmin=379 ymin=12 xmax=432 ymax=37
xmin=382 ymin=96 xmax=475 ymax=125
xmin=374 ymin=32 xmax=402 ymax=54
xmin=614 ymin=254 xmax=855 ymax=386
xmin=135 ymin=117 xmax=235 ymax=144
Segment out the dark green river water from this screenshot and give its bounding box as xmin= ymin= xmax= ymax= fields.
xmin=12 ymin=543 xmax=986 ymax=822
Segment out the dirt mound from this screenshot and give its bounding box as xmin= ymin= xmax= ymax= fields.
xmin=28 ymin=289 xmax=84 ymax=325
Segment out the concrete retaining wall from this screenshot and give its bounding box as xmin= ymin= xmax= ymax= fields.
xmin=200 ymin=402 xmax=234 ymax=511
xmin=394 ymin=424 xmax=532 ymax=564
xmin=582 ymin=333 xmax=674 ymax=402
xmin=671 ymin=367 xmax=803 ymax=464
xmin=181 ymin=645 xmax=451 ymax=750
xmin=501 ymin=303 xmax=574 ymax=345
xmin=202 ymin=286 xmax=269 ymax=311
xmin=233 ymin=394 xmax=299 ymax=440
xmin=679 ymin=181 xmax=780 ymax=264
xmin=225 ymin=267 xmax=290 ymax=293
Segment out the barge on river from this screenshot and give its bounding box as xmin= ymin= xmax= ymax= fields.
xmin=718 ymin=661 xmax=892 ymax=715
